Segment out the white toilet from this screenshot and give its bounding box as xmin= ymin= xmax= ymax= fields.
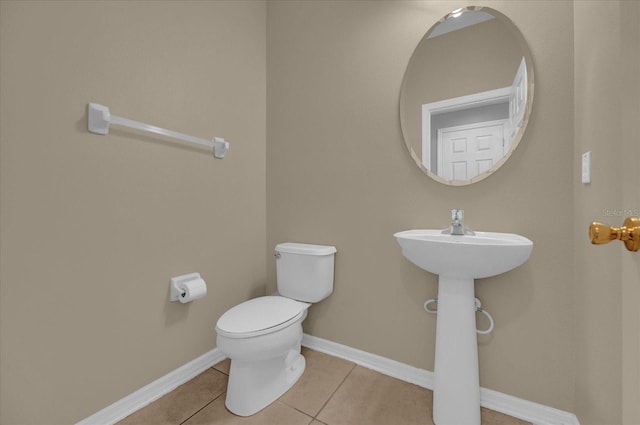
xmin=215 ymin=242 xmax=337 ymax=416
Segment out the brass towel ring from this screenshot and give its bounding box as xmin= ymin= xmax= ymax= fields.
xmin=589 ymin=217 xmax=640 ymax=252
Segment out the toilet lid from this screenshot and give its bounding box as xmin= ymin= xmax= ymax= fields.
xmin=216 ymin=296 xmax=310 ymax=338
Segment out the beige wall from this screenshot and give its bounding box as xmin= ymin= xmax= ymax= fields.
xmin=267 ymin=0 xmax=575 ymax=412
xmin=2 ymin=1 xmax=638 ymax=423
xmin=0 ymin=1 xmax=266 ymax=424
xmin=620 ymin=3 xmax=640 ymax=423
xmin=573 ymin=4 xmax=621 ymax=423
xmin=574 ymin=1 xmax=640 ymax=424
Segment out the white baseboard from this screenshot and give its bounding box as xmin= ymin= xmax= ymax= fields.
xmin=301 ymin=333 xmax=434 ymax=389
xmin=479 ymin=387 xmax=580 ymax=425
xmin=301 ymin=334 xmax=580 ymax=425
xmin=77 ymin=335 xmax=579 ymax=425
xmin=76 ymin=348 xmax=226 ymax=425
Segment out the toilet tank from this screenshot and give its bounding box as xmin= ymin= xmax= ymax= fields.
xmin=275 ymin=242 xmax=337 ymax=303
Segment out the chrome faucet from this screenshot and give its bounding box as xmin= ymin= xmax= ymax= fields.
xmin=442 ymin=209 xmax=475 ymax=235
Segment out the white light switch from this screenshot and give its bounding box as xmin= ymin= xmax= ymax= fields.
xmin=582 ymin=151 xmax=591 ymax=184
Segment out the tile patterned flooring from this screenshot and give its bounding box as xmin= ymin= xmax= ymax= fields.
xmin=118 ymin=347 xmax=531 ymax=425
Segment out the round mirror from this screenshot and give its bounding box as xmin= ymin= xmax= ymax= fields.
xmin=400 ymin=6 xmax=534 ymax=186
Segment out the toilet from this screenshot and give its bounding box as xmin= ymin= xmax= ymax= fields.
xmin=215 ymin=242 xmax=337 ymax=416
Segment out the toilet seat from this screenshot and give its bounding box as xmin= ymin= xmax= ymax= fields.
xmin=216 ymin=296 xmax=310 ymax=339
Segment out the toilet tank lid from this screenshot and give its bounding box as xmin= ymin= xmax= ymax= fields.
xmin=275 ymin=242 xmax=337 ymax=256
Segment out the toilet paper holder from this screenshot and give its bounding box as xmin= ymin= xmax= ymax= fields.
xmin=170 ymin=273 xmax=203 ymax=301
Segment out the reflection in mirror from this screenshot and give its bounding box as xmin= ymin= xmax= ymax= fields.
xmin=400 ymin=6 xmax=534 ymax=186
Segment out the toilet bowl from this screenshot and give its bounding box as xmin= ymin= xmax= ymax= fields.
xmin=215 ymin=242 xmax=336 ymax=416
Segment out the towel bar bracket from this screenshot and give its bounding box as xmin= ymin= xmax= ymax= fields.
xmin=88 ymin=103 xmax=111 ymax=135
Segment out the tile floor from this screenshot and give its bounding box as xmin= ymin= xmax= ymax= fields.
xmin=118 ymin=347 xmax=531 ymax=425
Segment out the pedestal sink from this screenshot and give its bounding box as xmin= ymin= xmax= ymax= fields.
xmin=394 ymin=229 xmax=533 ymax=425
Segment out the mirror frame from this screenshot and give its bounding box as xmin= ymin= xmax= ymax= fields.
xmin=399 ymin=6 xmax=535 ymax=186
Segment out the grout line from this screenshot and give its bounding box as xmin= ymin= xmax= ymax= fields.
xmin=179 ymin=367 xmax=229 ymax=425
xmin=277 ymin=401 xmax=315 ymax=424
xmin=210 ymin=359 xmax=230 ymax=376
xmin=178 ymin=391 xmax=226 ymax=425
xmin=312 ymin=361 xmax=357 ymax=421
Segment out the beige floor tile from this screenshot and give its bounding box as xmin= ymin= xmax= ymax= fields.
xmin=184 ymin=397 xmax=313 ymax=425
xmin=481 ymin=407 xmax=531 ymax=425
xmin=317 ymin=365 xmax=433 ymax=425
xmin=213 ymin=358 xmax=230 ymax=375
xmin=279 ymin=347 xmax=356 ymax=416
xmin=117 ymin=368 xmax=228 ymax=425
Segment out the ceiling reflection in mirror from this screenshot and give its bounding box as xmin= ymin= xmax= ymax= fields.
xmin=400 ymin=6 xmax=534 ymax=186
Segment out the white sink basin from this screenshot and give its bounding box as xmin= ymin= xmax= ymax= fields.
xmin=394 ymin=229 xmax=533 ymax=279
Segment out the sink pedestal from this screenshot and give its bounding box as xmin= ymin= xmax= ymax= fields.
xmin=433 ymin=276 xmax=480 ymax=425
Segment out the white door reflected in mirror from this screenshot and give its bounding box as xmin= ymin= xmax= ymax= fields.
xmin=438 ymin=120 xmax=507 ymax=181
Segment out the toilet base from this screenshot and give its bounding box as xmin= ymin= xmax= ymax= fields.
xmin=225 ymin=349 xmax=305 ymax=416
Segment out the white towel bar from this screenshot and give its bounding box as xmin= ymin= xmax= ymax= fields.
xmin=87 ymin=103 xmax=229 ymax=159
